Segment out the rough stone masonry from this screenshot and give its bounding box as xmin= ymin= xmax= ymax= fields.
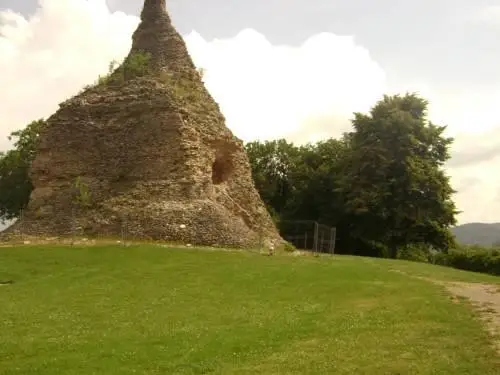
xmin=12 ymin=0 xmax=283 ymax=248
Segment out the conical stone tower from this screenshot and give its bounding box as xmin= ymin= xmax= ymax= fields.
xmin=14 ymin=0 xmax=283 ymax=248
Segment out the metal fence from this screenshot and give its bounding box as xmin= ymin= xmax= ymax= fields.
xmin=278 ymin=220 xmax=336 ymax=254
xmin=1 ymin=210 xmax=336 ymax=253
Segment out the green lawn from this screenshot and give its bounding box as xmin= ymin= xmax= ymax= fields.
xmin=0 ymin=245 xmax=499 ymax=374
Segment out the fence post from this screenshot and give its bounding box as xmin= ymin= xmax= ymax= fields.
xmin=121 ymin=216 xmax=127 ymax=247
xmin=18 ymin=208 xmax=24 ymax=243
xmin=330 ymin=227 xmax=337 ymax=254
xmin=259 ymin=221 xmax=264 ymax=250
xmin=313 ymin=222 xmax=319 ymax=254
xmin=71 ymin=206 xmax=76 ymax=246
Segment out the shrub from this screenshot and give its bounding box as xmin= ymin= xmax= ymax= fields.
xmin=283 ymin=242 xmax=297 ymax=253
xmin=123 ymin=51 xmax=151 ymax=78
xmin=398 ymin=243 xmax=434 ymax=262
xmin=159 ymin=70 xmax=203 ymax=102
xmin=394 ymin=242 xmax=500 ymax=276
xmin=79 ymin=52 xmax=151 ymax=92
xmin=434 ymin=246 xmax=500 ymax=276
xmin=73 ymin=177 xmax=92 ymax=209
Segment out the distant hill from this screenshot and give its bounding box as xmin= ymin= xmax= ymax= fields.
xmin=452 ymin=223 xmax=500 ymax=246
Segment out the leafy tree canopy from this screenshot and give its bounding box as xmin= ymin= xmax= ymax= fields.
xmin=337 ymin=93 xmax=457 ymax=257
xmin=245 ymin=93 xmax=457 ymax=258
xmin=0 ymin=119 xmax=45 ymax=221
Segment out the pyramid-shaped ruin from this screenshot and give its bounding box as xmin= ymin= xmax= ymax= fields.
xmin=14 ymin=0 xmax=283 ymax=248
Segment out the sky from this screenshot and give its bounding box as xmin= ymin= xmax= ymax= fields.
xmin=0 ymin=0 xmax=499 ymax=225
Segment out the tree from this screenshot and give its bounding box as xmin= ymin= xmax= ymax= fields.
xmin=337 ymin=93 xmax=457 ymax=258
xmin=245 ymin=139 xmax=299 ymax=221
xmin=245 ymin=137 xmax=357 ymax=253
xmin=286 ymin=138 xmax=348 ymax=223
xmin=0 ymin=119 xmax=45 ymax=221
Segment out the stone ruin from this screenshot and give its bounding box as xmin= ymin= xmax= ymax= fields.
xmin=10 ymin=0 xmax=283 ymax=248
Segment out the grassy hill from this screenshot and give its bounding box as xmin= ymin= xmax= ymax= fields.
xmin=452 ymin=222 xmax=500 ymax=246
xmin=1 ymin=245 xmax=499 ymax=374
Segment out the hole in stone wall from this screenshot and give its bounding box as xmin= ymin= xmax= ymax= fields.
xmin=212 ymin=152 xmax=233 ymax=185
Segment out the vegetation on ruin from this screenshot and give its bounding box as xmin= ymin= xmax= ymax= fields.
xmin=72 ymin=177 xmax=92 ymax=209
xmin=78 ymin=53 xmax=207 ymax=105
xmin=81 ymin=51 xmax=152 ymax=91
xmin=0 ymin=244 xmax=498 ymax=374
xmin=159 ymin=67 xmax=207 ymax=103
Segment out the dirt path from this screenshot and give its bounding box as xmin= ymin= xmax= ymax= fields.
xmin=391 ymin=269 xmax=500 ymax=353
xmin=445 ymin=282 xmax=500 ymax=352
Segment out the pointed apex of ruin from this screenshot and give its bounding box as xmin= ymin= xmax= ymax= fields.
xmin=141 ymin=0 xmax=169 ymax=21
xmin=128 ymin=0 xmax=196 ymax=73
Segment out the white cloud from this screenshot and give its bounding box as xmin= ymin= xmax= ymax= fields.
xmin=0 ymin=0 xmax=139 ymax=150
xmin=185 ymin=29 xmax=387 ymax=143
xmin=446 ymin=126 xmax=500 ymax=224
xmin=0 ymin=0 xmax=386 ymax=148
xmin=1 ymin=0 xmax=499 ymax=225
xmin=475 ymin=5 xmax=500 ymax=25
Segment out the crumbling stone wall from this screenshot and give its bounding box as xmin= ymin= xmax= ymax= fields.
xmin=11 ymin=0 xmax=282 ymax=248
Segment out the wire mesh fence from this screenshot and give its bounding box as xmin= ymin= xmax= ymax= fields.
xmin=2 ymin=209 xmax=336 ymax=254
xmin=278 ymin=220 xmax=336 ymax=254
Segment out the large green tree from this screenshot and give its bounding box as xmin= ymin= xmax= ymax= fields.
xmin=286 ymin=138 xmax=348 ymax=223
xmin=245 ymin=139 xmax=299 ymax=221
xmin=0 ymin=119 xmax=44 ymax=221
xmin=245 ymin=137 xmax=354 ymax=252
xmin=337 ymin=93 xmax=457 ymax=258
